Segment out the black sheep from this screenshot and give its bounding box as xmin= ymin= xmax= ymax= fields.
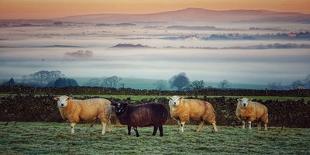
xmin=111 ymin=101 xmax=168 ymax=137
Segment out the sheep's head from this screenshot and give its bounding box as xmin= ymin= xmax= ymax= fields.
xmin=169 ymin=96 xmax=183 ymax=106
xmin=238 ymin=98 xmax=250 ymax=107
xmin=54 ymin=96 xmax=71 ymax=108
xmin=111 ymin=101 xmax=128 ymax=115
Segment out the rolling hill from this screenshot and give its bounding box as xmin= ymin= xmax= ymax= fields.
xmin=59 ymin=8 xmax=310 ymax=24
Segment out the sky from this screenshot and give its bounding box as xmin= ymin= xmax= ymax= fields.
xmin=0 ymin=0 xmax=310 ymax=19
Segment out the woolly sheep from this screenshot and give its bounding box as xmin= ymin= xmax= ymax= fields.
xmin=169 ymin=96 xmax=218 ymax=133
xmin=54 ymin=96 xmax=112 ymax=135
xmin=235 ymin=98 xmax=268 ymax=130
xmin=111 ymin=101 xmax=168 ymax=137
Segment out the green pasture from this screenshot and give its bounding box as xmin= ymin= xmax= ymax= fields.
xmin=0 ymin=122 xmax=309 ymax=154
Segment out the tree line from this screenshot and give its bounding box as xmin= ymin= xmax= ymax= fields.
xmin=0 ymin=85 xmax=309 ymax=97
xmin=2 ymin=70 xmax=309 ymax=90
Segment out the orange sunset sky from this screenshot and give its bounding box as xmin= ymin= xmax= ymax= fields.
xmin=0 ymin=0 xmax=310 ymax=19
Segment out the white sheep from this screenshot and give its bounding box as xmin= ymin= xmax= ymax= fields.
xmin=54 ymin=96 xmax=112 ymax=135
xmin=169 ymin=96 xmax=218 ymax=133
xmin=235 ymin=98 xmax=268 ymax=130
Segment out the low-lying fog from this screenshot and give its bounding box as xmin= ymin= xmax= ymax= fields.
xmin=0 ymin=23 xmax=309 ymax=85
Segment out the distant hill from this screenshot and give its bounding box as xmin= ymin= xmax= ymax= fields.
xmin=96 ymin=23 xmax=136 ymax=26
xmin=59 ymin=8 xmax=310 ymax=23
xmin=111 ymin=43 xmax=151 ymax=48
xmin=167 ymin=25 xmax=218 ymax=30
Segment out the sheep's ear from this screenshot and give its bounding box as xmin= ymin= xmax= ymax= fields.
xmin=53 ymin=97 xmax=59 ymax=101
xmin=67 ymin=97 xmax=72 ymax=100
xmin=249 ymin=98 xmax=253 ymax=102
xmin=179 ymin=96 xmax=184 ymax=100
xmin=110 ymin=101 xmax=117 ymax=106
xmin=237 ymin=98 xmax=241 ymax=102
xmin=122 ymin=102 xmax=128 ymax=107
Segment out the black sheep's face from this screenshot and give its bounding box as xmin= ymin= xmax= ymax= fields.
xmin=111 ymin=101 xmax=128 ymax=114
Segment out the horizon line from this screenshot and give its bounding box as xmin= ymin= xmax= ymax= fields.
xmin=0 ymin=7 xmax=308 ymax=20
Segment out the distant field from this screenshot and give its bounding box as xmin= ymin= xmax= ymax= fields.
xmin=1 ymin=93 xmax=309 ymax=102
xmin=0 ymin=122 xmax=309 ymax=154
xmin=74 ymin=95 xmax=310 ymax=102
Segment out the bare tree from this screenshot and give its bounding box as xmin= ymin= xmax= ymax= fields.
xmin=101 ymin=76 xmax=121 ymax=88
xmin=267 ymin=82 xmax=283 ymax=90
xmin=85 ymin=78 xmax=101 ymax=87
xmin=291 ymin=80 xmax=304 ymax=89
xmin=169 ymin=72 xmax=190 ymax=91
xmin=22 ymin=70 xmax=65 ymax=86
xmin=154 ymin=80 xmax=168 ymax=90
xmin=304 ymin=74 xmax=310 ymax=89
xmin=191 ymin=80 xmax=205 ymax=90
xmin=218 ymin=80 xmax=230 ymax=89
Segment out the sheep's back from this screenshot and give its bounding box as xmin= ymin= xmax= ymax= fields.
xmin=74 ymin=98 xmax=111 ymax=121
xmin=236 ymin=102 xmax=268 ymax=120
xmin=184 ymin=99 xmax=208 ymax=120
xmin=128 ymin=104 xmax=168 ymax=127
xmin=252 ymin=102 xmax=268 ymax=119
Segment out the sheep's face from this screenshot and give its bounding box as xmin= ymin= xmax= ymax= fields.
xmin=54 ymin=96 xmax=70 ymax=108
xmin=111 ymin=101 xmax=128 ymax=115
xmin=238 ymin=98 xmax=249 ymax=107
xmin=169 ymin=96 xmax=182 ymax=106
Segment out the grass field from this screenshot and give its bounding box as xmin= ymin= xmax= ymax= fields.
xmin=0 ymin=122 xmax=309 ymax=154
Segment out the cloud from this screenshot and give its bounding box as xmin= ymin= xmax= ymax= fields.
xmin=65 ymin=50 xmax=93 ymax=58
xmin=166 ymin=43 xmax=310 ymax=50
xmin=111 ymin=43 xmax=152 ymax=48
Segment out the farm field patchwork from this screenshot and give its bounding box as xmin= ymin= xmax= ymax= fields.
xmin=0 ymin=122 xmax=309 ymax=154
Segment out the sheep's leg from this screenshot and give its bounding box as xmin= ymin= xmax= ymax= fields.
xmin=90 ymin=122 xmax=95 ymax=128
xmin=101 ymin=122 xmax=107 ymax=135
xmin=133 ymin=127 xmax=140 ymax=137
xmin=127 ymin=125 xmax=132 ymax=135
xmin=152 ymin=126 xmax=158 ymax=136
xmin=180 ymin=122 xmax=185 ymax=133
xmin=212 ymin=122 xmax=218 ymax=132
xmin=196 ymin=122 xmax=204 ymax=132
xmin=242 ymin=121 xmax=245 ymax=129
xmin=264 ymin=123 xmax=268 ymax=131
xmin=159 ymin=125 xmax=164 ymax=137
xmin=248 ymin=121 xmax=252 ymax=129
xmin=257 ymin=122 xmax=262 ymax=130
xmin=106 ymin=119 xmax=112 ymax=132
xmin=176 ymin=120 xmax=181 ymax=131
xmin=70 ymin=123 xmax=76 ymax=134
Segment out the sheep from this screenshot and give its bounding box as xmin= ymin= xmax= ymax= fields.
xmin=169 ymin=96 xmax=218 ymax=133
xmin=54 ymin=95 xmax=112 ymax=135
xmin=235 ymin=97 xmax=268 ymax=130
xmin=111 ymin=101 xmax=168 ymax=137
